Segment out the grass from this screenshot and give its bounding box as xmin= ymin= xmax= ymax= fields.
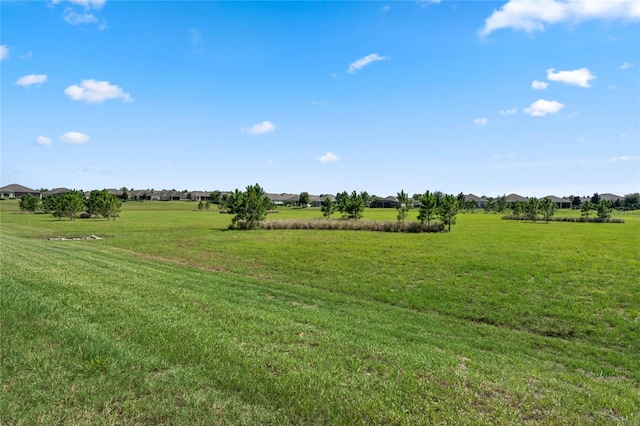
xmin=1 ymin=200 xmax=639 ymax=424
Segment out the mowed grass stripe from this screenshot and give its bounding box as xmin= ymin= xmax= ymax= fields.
xmin=2 ymin=228 xmax=639 ymax=424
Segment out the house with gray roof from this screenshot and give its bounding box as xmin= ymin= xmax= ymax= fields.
xmin=370 ymin=196 xmax=399 ymax=208
xmin=464 ymin=194 xmax=488 ymax=208
xmin=0 ymin=184 xmax=42 ymax=199
xmin=543 ymin=195 xmax=571 ymax=209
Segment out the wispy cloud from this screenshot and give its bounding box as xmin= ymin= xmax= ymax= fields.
xmin=19 ymin=51 xmax=33 ymax=60
xmin=65 ymin=79 xmax=133 ymax=103
xmin=189 ymin=28 xmax=203 ymax=45
xmin=15 ymin=74 xmax=48 ymax=87
xmin=547 ymin=68 xmax=595 ymax=88
xmin=243 ymin=121 xmax=276 ymax=135
xmin=37 ymin=136 xmax=53 ymax=146
xmin=0 ymin=45 xmax=9 ymax=60
xmin=473 ymin=117 xmax=488 ymax=126
xmin=499 ymin=107 xmax=518 ymax=115
xmin=609 ymin=156 xmax=639 ymax=162
xmin=480 ymin=0 xmax=640 ymax=36
xmin=531 ymin=80 xmax=548 ymax=90
xmin=524 ymin=99 xmax=565 ymax=117
xmin=620 ymin=62 xmax=634 ymax=70
xmin=347 ymin=53 xmax=388 ymax=74
xmin=60 ymin=131 xmax=91 ymax=144
xmin=317 ymin=152 xmax=339 ymax=163
xmin=64 ymin=9 xmax=98 ymax=25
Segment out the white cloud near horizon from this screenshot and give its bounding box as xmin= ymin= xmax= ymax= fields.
xmin=243 ymin=121 xmax=276 ymax=135
xmin=65 ymin=79 xmax=133 ymax=103
xmin=547 ymin=68 xmax=595 ymax=88
xmin=474 ymin=117 xmax=488 ymax=126
xmin=609 ymin=156 xmax=639 ymax=162
xmin=317 ymin=152 xmax=339 ymax=163
xmin=524 ymin=99 xmax=565 ymax=117
xmin=60 ymin=132 xmax=91 ymax=144
xmin=531 ymin=80 xmax=548 ymax=90
xmin=15 ymin=74 xmax=48 ymax=87
xmin=347 ymin=53 xmax=388 ymax=74
xmin=480 ymin=0 xmax=640 ymax=36
xmin=37 ymin=136 xmax=53 ymax=146
xmin=0 ymin=45 xmax=8 ymax=60
xmin=500 ymin=107 xmax=518 ymax=115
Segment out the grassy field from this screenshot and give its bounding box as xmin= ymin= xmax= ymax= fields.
xmin=1 ymin=200 xmax=639 ymax=424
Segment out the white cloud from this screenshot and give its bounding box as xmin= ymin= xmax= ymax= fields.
xmin=37 ymin=136 xmax=53 ymax=146
xmin=317 ymin=152 xmax=339 ymax=163
xmin=347 ymin=53 xmax=388 ymax=74
xmin=480 ymin=0 xmax=640 ymax=36
xmin=65 ymin=79 xmax=133 ymax=103
xmin=620 ymin=133 xmax=628 ymax=139
xmin=500 ymin=107 xmax=518 ymax=115
xmin=68 ymin=0 xmax=106 ymax=9
xmin=620 ymin=62 xmax=634 ymax=69
xmin=382 ymin=5 xmax=390 ymax=12
xmin=0 ymin=45 xmax=9 ymax=60
xmin=523 ymin=99 xmax=565 ymax=117
xmin=547 ymin=68 xmax=595 ymax=88
xmin=609 ymin=156 xmax=639 ymax=162
xmin=608 ymin=85 xmax=617 ymax=90
xmin=64 ymin=9 xmax=98 ymax=25
xmin=474 ymin=117 xmax=488 ymax=126
xmin=531 ymin=80 xmax=548 ymax=90
xmin=15 ymin=74 xmax=48 ymax=87
xmin=60 ymin=131 xmax=91 ymax=144
xmin=19 ymin=51 xmax=33 ymax=60
xmin=243 ymin=121 xmax=276 ymax=135
xmin=189 ymin=28 xmax=203 ymax=45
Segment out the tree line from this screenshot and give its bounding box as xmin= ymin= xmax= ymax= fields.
xmin=19 ymin=190 xmax=122 ymax=220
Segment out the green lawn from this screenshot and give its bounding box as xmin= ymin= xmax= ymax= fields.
xmin=1 ymin=200 xmax=638 ymax=424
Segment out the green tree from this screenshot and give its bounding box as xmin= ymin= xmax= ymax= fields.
xmin=540 ymin=197 xmax=557 ymax=223
xmin=63 ymin=191 xmax=86 ymax=221
xmin=623 ymin=193 xmax=640 ymax=210
xmin=120 ymin=187 xmax=129 ymax=202
xmin=321 ymin=197 xmax=335 ymax=218
xmin=336 ymin=191 xmax=349 ymax=219
xmin=198 ymin=201 xmax=205 ymax=210
xmin=591 ymin=193 xmax=601 ymax=204
xmin=346 ymin=191 xmax=365 ymax=220
xmin=360 ymin=191 xmax=371 ymax=207
xmin=511 ymin=200 xmax=523 ymax=218
xmin=210 ymin=190 xmax=222 ymax=205
xmin=417 ymin=190 xmax=437 ymax=226
xmin=298 ymin=191 xmax=310 ymax=207
xmin=396 ymin=190 xmax=410 ymax=226
xmin=439 ymin=194 xmax=459 ymax=232
xmin=230 ymin=184 xmax=271 ymax=229
xmin=580 ymin=200 xmax=594 ymax=218
xmin=525 ymin=197 xmax=540 ymax=222
xmin=596 ymin=200 xmax=612 ymax=219
xmin=19 ymin=193 xmax=40 ymax=212
xmin=495 ymin=195 xmax=507 ymax=213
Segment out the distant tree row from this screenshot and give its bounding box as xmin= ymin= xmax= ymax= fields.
xmin=19 ymin=190 xmax=121 ymax=220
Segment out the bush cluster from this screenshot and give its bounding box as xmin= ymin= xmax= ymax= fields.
xmin=501 ymin=215 xmax=624 ymax=223
xmin=259 ymin=219 xmax=446 ymax=233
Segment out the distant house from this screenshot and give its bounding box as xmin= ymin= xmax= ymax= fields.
xmin=42 ymin=187 xmax=72 ymax=197
xmin=308 ymin=195 xmax=326 ymax=208
xmin=543 ymin=195 xmax=571 ymax=209
xmin=267 ymin=193 xmax=288 ymax=206
xmin=188 ymin=191 xmax=210 ymax=202
xmin=464 ymin=194 xmax=488 ymax=208
xmin=504 ymin=193 xmax=529 ymax=204
xmin=0 ymin=183 xmax=41 ymax=199
xmin=370 ymin=196 xmax=399 ymax=208
xmin=600 ymin=193 xmax=622 ymax=203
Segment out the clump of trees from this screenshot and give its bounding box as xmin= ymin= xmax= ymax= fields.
xmin=336 ymin=191 xmax=365 ymax=220
xmin=41 ymin=190 xmax=121 ymax=220
xmin=224 ymin=183 xmax=273 ymax=229
xmin=18 ymin=193 xmax=41 ymax=212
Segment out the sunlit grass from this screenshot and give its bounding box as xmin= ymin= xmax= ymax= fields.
xmin=1 ymin=200 xmax=638 ymax=423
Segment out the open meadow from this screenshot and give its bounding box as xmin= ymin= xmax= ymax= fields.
xmin=1 ymin=200 xmax=639 ymax=424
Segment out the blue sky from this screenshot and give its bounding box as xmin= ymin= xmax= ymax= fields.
xmin=2 ymin=0 xmax=639 ymax=197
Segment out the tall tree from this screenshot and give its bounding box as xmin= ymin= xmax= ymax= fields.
xmin=571 ymin=196 xmax=581 ymax=210
xmin=230 ymin=184 xmax=271 ymax=229
xmin=346 ymin=191 xmax=365 ymax=220
xmin=540 ymin=197 xmax=557 ymax=223
xmin=336 ymin=191 xmax=349 ymax=219
xmin=417 ymin=191 xmax=437 ymax=226
xmin=597 ymin=200 xmax=612 ymax=219
xmin=396 ymin=190 xmax=410 ymax=226
xmin=512 ymin=200 xmax=523 ymax=218
xmin=298 ymin=192 xmax=310 ymax=207
xmin=18 ymin=193 xmax=40 ymax=212
xmin=439 ymin=194 xmax=459 ymax=232
xmin=321 ymin=197 xmax=335 ymax=218
xmin=63 ymin=191 xmax=86 ymax=221
xmin=525 ymin=197 xmax=540 ymax=222
xmin=581 ymin=200 xmax=594 ymax=218
xmin=359 ymin=191 xmax=371 ymax=207
xmin=591 ymin=193 xmax=601 ymax=204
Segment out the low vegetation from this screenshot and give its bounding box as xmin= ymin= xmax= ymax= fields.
xmin=1 ymin=199 xmax=638 ymax=424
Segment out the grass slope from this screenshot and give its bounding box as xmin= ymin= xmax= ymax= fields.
xmin=1 ymin=201 xmax=639 ymax=424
